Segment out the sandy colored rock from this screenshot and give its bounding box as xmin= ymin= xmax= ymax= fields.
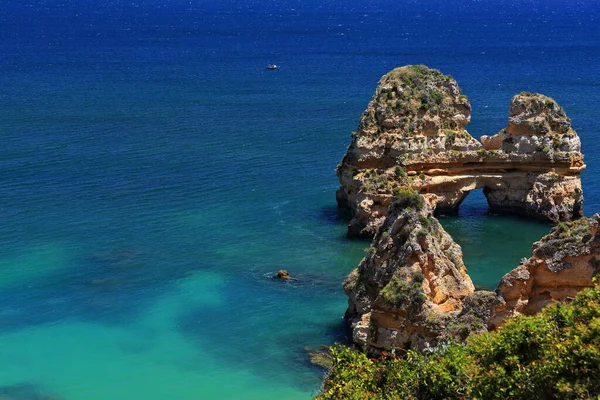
xmin=275 ymin=269 xmax=297 ymax=280
xmin=343 ymin=193 xmax=475 ymax=352
xmin=336 ymin=66 xmax=585 ymax=238
xmin=490 ymin=214 xmax=600 ymax=328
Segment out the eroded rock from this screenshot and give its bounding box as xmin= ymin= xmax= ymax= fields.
xmin=490 ymin=214 xmax=600 ymax=328
xmin=337 ymin=66 xmax=585 ymax=238
xmin=274 ymin=269 xmax=297 ymax=281
xmin=343 ymin=192 xmax=474 ymax=352
xmin=338 ymin=66 xmax=593 ymax=353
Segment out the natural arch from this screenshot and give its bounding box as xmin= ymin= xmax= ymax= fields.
xmin=335 ymin=65 xmax=585 ymax=238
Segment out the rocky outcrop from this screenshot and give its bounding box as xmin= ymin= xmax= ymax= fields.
xmin=337 ymin=65 xmax=593 ymax=352
xmin=490 ymin=214 xmax=600 ymax=328
xmin=343 ymin=205 xmax=600 ymax=352
xmin=343 ymin=191 xmax=475 ymax=352
xmin=336 ymin=66 xmax=585 ymax=238
xmin=344 ymin=207 xmax=600 ymax=352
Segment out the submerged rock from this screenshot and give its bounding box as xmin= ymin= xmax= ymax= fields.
xmin=336 ymin=66 xmax=585 ymax=238
xmin=0 ymin=383 xmax=61 ymax=400
xmin=306 ymin=346 xmax=333 ymax=369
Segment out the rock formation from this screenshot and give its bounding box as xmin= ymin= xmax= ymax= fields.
xmin=337 ymin=65 xmax=593 ymax=353
xmin=343 ymin=191 xmax=475 ymax=351
xmin=336 ymin=65 xmax=585 ymax=238
xmin=343 ymin=201 xmax=600 ymax=353
xmin=274 ymin=269 xmax=298 ymax=281
xmin=490 ymin=214 xmax=600 ymax=328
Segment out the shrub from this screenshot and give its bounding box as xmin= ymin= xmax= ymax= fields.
xmin=392 ymin=187 xmax=425 ymax=210
xmin=380 ymin=272 xmax=426 ymax=310
xmin=317 ymin=285 xmax=600 ymax=399
xmin=394 ymin=166 xmax=408 ymax=179
xmin=364 ymin=246 xmax=376 ymax=256
xmin=362 ymin=170 xmax=392 ymax=193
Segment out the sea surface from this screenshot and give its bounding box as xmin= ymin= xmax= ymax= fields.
xmin=0 ymin=0 xmax=599 ymax=398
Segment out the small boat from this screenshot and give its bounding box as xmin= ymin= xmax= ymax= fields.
xmin=266 ymin=64 xmax=280 ymax=70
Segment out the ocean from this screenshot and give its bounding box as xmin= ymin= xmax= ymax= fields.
xmin=0 ymin=0 xmax=598 ymax=398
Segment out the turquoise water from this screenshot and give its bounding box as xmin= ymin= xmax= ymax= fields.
xmin=0 ymin=1 xmax=599 ymax=398
xmin=439 ymin=190 xmax=551 ymax=290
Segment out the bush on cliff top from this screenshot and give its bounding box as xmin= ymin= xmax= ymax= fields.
xmin=392 ymin=187 xmax=425 ymax=210
xmin=317 ymin=284 xmax=600 ymax=399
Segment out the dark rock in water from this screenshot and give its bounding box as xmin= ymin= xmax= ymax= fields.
xmin=274 ymin=269 xmax=297 ymax=281
xmin=0 ymin=383 xmax=61 ymax=400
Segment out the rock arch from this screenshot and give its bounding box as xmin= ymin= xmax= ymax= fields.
xmin=336 ymin=66 xmax=585 ymax=238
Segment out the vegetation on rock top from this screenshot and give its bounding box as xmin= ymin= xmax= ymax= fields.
xmin=357 ymin=65 xmax=471 ymax=137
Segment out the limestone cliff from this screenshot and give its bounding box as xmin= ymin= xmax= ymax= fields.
xmin=337 ymin=66 xmax=585 ymax=238
xmin=490 ymin=214 xmax=600 ymax=328
xmin=343 ymin=191 xmax=475 ymax=352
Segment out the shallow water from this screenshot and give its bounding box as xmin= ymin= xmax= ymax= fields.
xmin=0 ymin=1 xmax=599 ymax=398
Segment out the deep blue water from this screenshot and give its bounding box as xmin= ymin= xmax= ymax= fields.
xmin=0 ymin=1 xmax=599 ymax=398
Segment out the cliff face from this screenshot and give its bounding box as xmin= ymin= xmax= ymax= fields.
xmin=490 ymin=214 xmax=600 ymax=328
xmin=337 ymin=66 xmax=585 ymax=238
xmin=343 ymin=192 xmax=475 ymax=351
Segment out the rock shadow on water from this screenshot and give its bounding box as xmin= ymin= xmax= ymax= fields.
xmin=0 ymin=383 xmax=62 ymax=400
xmin=317 ymin=205 xmax=352 ymax=225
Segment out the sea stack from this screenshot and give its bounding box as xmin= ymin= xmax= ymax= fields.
xmin=336 ymin=65 xmax=585 ymax=238
xmin=343 ymin=192 xmax=475 ymax=351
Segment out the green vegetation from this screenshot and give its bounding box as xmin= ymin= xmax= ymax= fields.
xmin=380 ymin=271 xmax=426 ymax=309
xmin=317 ymin=284 xmax=600 ymax=399
xmin=362 ymin=170 xmax=393 ymax=193
xmin=418 ymin=214 xmax=432 ymax=231
xmin=445 ymin=291 xmax=496 ymax=341
xmin=369 ymin=65 xmax=466 ymax=135
xmin=394 ymin=166 xmax=407 ymax=179
xmin=536 ymin=217 xmax=592 ymax=257
xmin=392 ymin=187 xmax=425 ymax=210
xmin=364 ymin=246 xmax=377 ymax=256
xmin=536 ymin=144 xmax=551 ymax=153
xmin=362 ymin=168 xmax=408 ymax=194
xmin=551 ymin=134 xmax=563 ymax=148
xmin=342 ymin=269 xmax=360 ymax=293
